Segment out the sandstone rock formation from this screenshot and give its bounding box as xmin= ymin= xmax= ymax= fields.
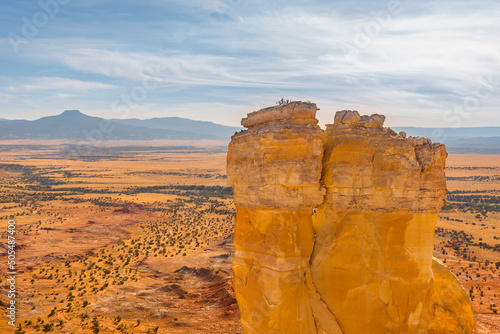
xmin=227 ymin=102 xmax=474 ymax=334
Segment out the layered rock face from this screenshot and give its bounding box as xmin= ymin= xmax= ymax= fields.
xmin=313 ymin=111 xmax=448 ymax=333
xmin=227 ymin=102 xmax=474 ymax=334
xmin=228 ymin=102 xmax=325 ymax=333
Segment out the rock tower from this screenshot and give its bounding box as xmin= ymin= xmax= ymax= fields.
xmin=227 ymin=102 xmax=474 ymax=334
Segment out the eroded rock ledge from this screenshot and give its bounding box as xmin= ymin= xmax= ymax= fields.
xmin=227 ymin=102 xmax=474 ymax=334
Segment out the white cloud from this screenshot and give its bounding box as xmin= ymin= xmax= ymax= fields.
xmin=11 ymin=77 xmax=117 ymax=92
xmin=29 ymin=45 xmax=304 ymax=89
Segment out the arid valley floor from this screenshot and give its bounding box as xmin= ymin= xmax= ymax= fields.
xmin=0 ymin=142 xmax=499 ymax=333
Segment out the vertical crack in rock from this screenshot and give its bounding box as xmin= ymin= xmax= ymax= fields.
xmin=228 ymin=102 xmax=474 ymax=334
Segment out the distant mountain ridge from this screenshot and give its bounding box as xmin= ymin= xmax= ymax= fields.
xmin=392 ymin=126 xmax=500 ymax=154
xmin=110 ymin=116 xmax=240 ymax=140
xmin=0 ymin=111 xmax=498 ymax=153
xmin=391 ymin=126 xmax=500 ymax=139
xmin=0 ymin=110 xmax=242 ymax=141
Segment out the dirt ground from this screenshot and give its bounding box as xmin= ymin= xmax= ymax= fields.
xmin=0 ymin=144 xmax=498 ymax=333
xmin=434 ymin=154 xmax=500 ymax=333
xmin=0 ymin=144 xmax=241 ymax=333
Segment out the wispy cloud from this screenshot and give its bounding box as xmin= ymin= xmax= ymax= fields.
xmin=12 ymin=77 xmax=117 ymax=91
xmin=29 ymin=45 xmax=305 ymax=88
xmin=55 ymin=49 xmax=237 ymax=83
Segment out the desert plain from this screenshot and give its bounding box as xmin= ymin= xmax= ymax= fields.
xmin=0 ymin=142 xmax=499 ymax=333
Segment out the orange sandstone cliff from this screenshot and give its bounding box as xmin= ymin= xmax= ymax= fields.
xmin=227 ymin=102 xmax=474 ymax=334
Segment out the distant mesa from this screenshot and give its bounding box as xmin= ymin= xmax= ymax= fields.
xmin=60 ymin=109 xmax=85 ymax=116
xmin=0 ymin=110 xmax=242 ymax=141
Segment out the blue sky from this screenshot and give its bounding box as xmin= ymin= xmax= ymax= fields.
xmin=0 ymin=0 xmax=499 ymax=127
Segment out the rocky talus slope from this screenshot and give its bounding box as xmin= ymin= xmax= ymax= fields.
xmin=227 ymin=102 xmax=474 ymax=334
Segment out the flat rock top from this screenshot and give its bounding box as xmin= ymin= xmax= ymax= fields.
xmin=241 ymin=101 xmax=317 ymax=128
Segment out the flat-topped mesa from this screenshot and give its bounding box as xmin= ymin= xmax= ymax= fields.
xmin=241 ymin=101 xmax=318 ymax=128
xmin=228 ymin=103 xmax=474 ymax=334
